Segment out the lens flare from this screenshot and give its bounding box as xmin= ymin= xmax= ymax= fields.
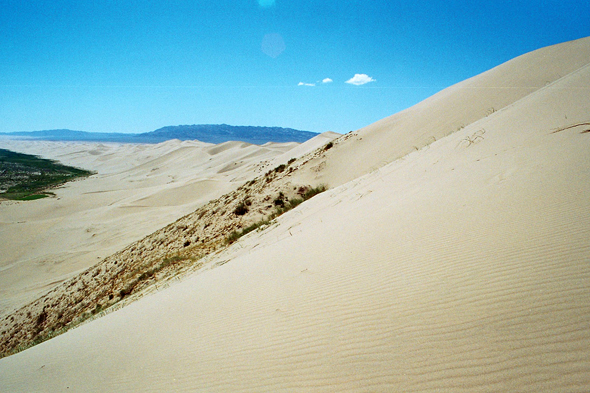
xmin=261 ymin=33 xmax=285 ymax=58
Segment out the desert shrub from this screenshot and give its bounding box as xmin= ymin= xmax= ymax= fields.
xmin=35 ymin=311 xmax=47 ymax=327
xmin=324 ymin=142 xmax=333 ymax=151
xmin=226 ymin=220 xmax=270 ymax=244
xmin=92 ymin=304 xmax=102 ymax=315
xmin=274 ymin=191 xmax=285 ymax=206
xmin=18 ymin=194 xmax=49 ymax=201
xmin=162 ymin=254 xmax=186 ymax=267
xmin=302 ymin=184 xmax=327 ymax=200
xmin=137 ymin=270 xmax=153 ymax=281
xmin=288 ymin=158 xmax=296 ymax=165
xmin=226 ymin=230 xmax=241 ymax=244
xmin=288 ymin=197 xmax=303 ymax=209
xmin=119 ymin=285 xmax=134 ymax=299
xmin=234 ymin=201 xmax=249 ymax=216
xmin=226 ymin=185 xmax=327 ymax=245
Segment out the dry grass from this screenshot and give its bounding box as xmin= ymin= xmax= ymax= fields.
xmin=0 ymin=139 xmax=336 ymax=358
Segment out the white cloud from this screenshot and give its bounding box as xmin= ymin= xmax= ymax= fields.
xmin=298 ymin=82 xmax=315 ymax=86
xmin=322 ymin=78 xmax=333 ymax=83
xmin=345 ymin=74 xmax=376 ymax=86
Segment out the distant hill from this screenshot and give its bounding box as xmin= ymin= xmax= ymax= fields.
xmin=137 ymin=125 xmax=317 ymax=144
xmin=0 ymin=129 xmax=138 ymax=143
xmin=0 ymin=125 xmax=318 ymax=145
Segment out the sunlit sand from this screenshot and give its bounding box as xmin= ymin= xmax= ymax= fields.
xmin=0 ymin=37 xmax=589 ymax=392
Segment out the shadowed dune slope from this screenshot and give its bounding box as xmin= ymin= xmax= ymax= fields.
xmin=1 ymin=38 xmax=589 ymax=391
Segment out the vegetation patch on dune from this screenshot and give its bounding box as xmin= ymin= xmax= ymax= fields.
xmin=0 ymin=138 xmax=338 ymax=358
xmin=226 ymin=184 xmax=327 ymax=244
xmin=0 ymin=148 xmax=93 ymax=200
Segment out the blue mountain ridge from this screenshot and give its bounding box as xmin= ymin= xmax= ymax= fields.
xmin=0 ymin=124 xmax=319 ymax=145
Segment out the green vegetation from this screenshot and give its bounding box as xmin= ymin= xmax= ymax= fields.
xmin=274 ymin=191 xmax=286 ymax=206
xmin=264 ymin=159 xmax=298 ymax=180
xmin=300 ymin=184 xmax=328 ymax=200
xmin=234 ymin=199 xmax=250 ymax=216
xmin=226 ymin=184 xmax=327 ymax=244
xmin=19 ymin=193 xmax=51 ymax=201
xmin=270 ymin=185 xmax=326 ymax=217
xmin=119 ymin=252 xmax=196 ymax=299
xmin=226 ymin=219 xmax=271 ymax=244
xmin=0 ymin=148 xmax=94 ymax=200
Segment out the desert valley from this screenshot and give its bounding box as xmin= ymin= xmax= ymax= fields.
xmin=0 ymin=37 xmax=589 ymax=391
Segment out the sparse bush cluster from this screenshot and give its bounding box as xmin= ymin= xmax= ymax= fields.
xmin=274 ymin=191 xmax=286 ymax=206
xmin=226 ymin=184 xmax=327 ymax=244
xmin=300 ymin=184 xmax=328 ymax=200
xmin=118 ymin=253 xmax=195 ymax=299
xmin=263 ymin=159 xmax=298 ymax=180
xmin=233 ymin=199 xmax=251 ymax=216
xmin=226 ymin=220 xmax=271 ymax=244
xmin=2 ymin=137 xmax=332 ymax=358
xmin=273 ymin=185 xmax=326 ymax=217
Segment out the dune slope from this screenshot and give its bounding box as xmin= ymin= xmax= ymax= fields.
xmin=0 ymin=38 xmax=589 ymax=391
xmin=292 ymin=36 xmax=590 ymax=188
xmin=0 ymin=136 xmax=335 ymax=317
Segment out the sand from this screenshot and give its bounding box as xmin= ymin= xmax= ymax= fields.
xmin=287 ymin=35 xmax=590 ymax=188
xmin=0 ymin=136 xmax=335 ymax=317
xmin=0 ymin=37 xmax=589 ymax=391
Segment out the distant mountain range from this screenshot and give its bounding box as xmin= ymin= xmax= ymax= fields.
xmin=0 ymin=124 xmax=318 ymax=145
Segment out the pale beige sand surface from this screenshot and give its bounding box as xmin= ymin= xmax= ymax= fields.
xmin=1 ymin=38 xmax=589 ymax=391
xmin=0 ymin=136 xmax=335 ymax=317
xmin=288 ymin=36 xmax=590 ymax=189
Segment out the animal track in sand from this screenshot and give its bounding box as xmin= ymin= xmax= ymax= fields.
xmin=550 ymin=121 xmax=590 ymax=134
xmin=457 ymin=129 xmax=486 ymax=148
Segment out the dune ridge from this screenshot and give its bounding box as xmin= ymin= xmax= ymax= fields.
xmin=0 ymin=37 xmax=589 ymax=391
xmin=0 ymin=135 xmax=336 ymax=317
xmin=289 ymin=36 xmax=590 ymax=188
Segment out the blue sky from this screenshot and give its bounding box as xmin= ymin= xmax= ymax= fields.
xmin=0 ymin=0 xmax=588 ymax=134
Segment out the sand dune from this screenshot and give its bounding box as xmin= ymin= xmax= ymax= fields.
xmin=0 ymin=135 xmax=335 ymax=317
xmin=289 ymin=36 xmax=590 ymax=188
xmin=1 ymin=37 xmax=589 ymax=391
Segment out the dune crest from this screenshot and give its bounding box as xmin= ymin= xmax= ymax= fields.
xmin=0 ymin=134 xmax=336 ymax=317
xmin=1 ymin=37 xmax=589 ymax=391
xmin=289 ymin=36 xmax=590 ymax=188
